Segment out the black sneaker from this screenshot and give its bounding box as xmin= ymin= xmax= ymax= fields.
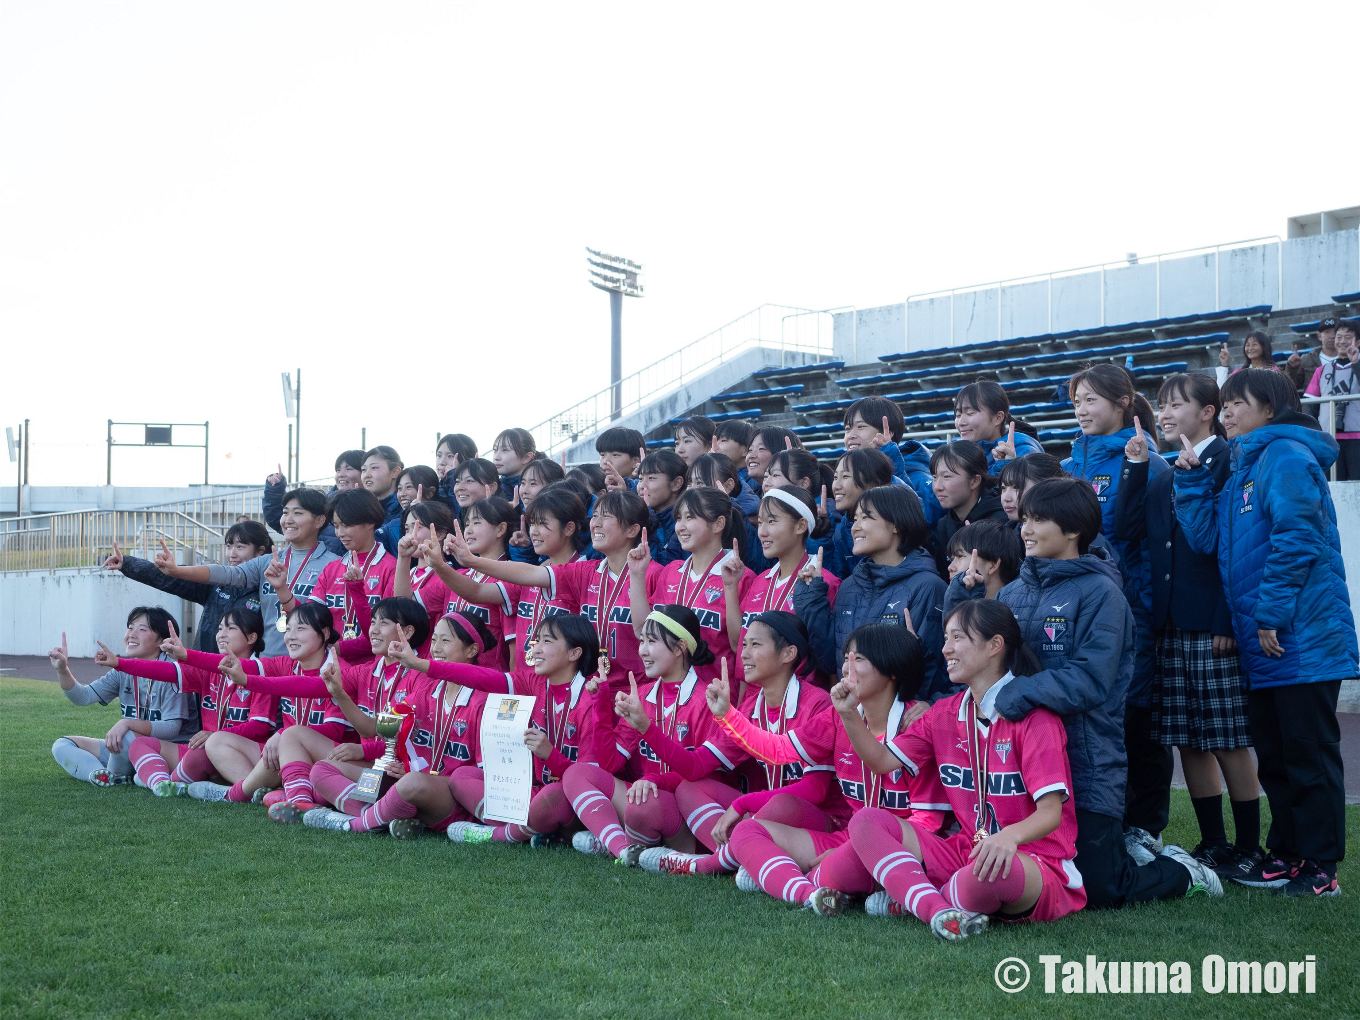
xmin=1280 ymin=860 xmax=1341 ymax=898
xmin=1191 ymin=841 xmax=1237 ymax=875
xmin=1230 ymin=850 xmax=1298 ymax=889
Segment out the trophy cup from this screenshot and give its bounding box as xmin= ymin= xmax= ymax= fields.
xmin=353 ymin=711 xmax=402 ymax=803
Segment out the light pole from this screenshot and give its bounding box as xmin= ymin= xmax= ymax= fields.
xmin=282 ymin=370 xmax=301 ymax=482
xmin=587 ymin=248 xmax=644 ymax=420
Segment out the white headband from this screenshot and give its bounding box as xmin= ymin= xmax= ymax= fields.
xmin=762 ymin=488 xmax=817 ymax=530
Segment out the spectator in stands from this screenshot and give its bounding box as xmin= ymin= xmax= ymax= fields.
xmin=435 ymin=433 xmax=478 ymax=511
xmin=928 ymin=440 xmax=1008 ymax=575
xmin=490 ymin=428 xmax=537 ymax=502
xmin=826 ymin=448 xmax=894 ymax=579
xmin=673 ymin=415 xmax=716 ymax=467
xmin=1285 ymin=316 xmax=1339 ymax=392
xmin=1116 ymin=373 xmax=1261 ymax=880
xmin=333 ymin=450 xmax=365 ymax=491
xmin=1304 ymin=320 xmax=1360 ymax=479
xmin=1174 ymin=368 xmax=1355 ymax=897
xmin=361 ymin=445 xmax=404 ymax=554
xmin=953 ymin=379 xmax=1043 ymax=473
xmin=103 ymin=522 xmax=272 ymax=653
xmin=1218 ymin=330 xmax=1282 ymax=381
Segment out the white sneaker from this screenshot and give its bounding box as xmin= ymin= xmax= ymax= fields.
xmin=929 ymin=907 xmax=985 ymax=942
xmin=639 ymin=848 xmax=702 ymax=875
xmin=1124 ymin=826 xmax=1162 ymax=866
xmin=186 ymin=781 xmax=231 ymax=802
xmin=572 ymin=830 xmax=606 ymax=855
xmin=734 ymin=866 xmax=760 ymax=893
xmin=303 ymin=807 xmax=354 ymax=832
xmin=1160 ymin=844 xmax=1224 ymax=898
xmin=865 ymin=890 xmax=903 ymax=917
xmin=448 ymin=821 xmax=496 ymax=844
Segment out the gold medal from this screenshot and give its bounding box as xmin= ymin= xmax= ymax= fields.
xmin=275 ymin=614 xmax=288 ymax=633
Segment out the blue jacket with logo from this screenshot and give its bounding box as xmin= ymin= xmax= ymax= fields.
xmin=1173 ymin=413 xmax=1358 ymax=689
xmin=978 ymin=431 xmax=1044 ymax=474
xmin=1064 ymin=428 xmax=1167 ymax=705
xmin=792 ymin=547 xmax=948 ymax=700
xmin=884 ymin=441 xmax=945 ymax=526
xmin=946 ymin=547 xmax=1134 ymax=819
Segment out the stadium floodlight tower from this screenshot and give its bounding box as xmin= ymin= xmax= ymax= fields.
xmin=586 ymin=247 xmax=644 ymax=421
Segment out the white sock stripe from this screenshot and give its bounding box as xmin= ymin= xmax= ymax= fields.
xmin=716 ymin=844 xmax=738 ymax=869
xmin=599 ymin=823 xmax=625 ymax=843
xmin=782 ymin=877 xmax=813 ymax=904
xmin=571 ymin=789 xmax=607 ymax=813
xmin=944 ymin=872 xmax=963 ymax=908
xmin=336 ymin=782 xmax=358 ymax=805
xmin=871 ymin=851 xmax=917 ymax=884
xmin=686 ymin=803 xmax=726 ymax=830
xmin=905 ymin=881 xmax=939 ymax=914
xmin=131 ymin=752 xmax=161 ymax=769
xmin=473 ymin=798 xmax=484 ymax=821
xmin=758 ymin=856 xmax=797 ymax=885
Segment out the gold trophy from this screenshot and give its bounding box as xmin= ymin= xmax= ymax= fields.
xmin=353 ymin=711 xmax=402 ymax=803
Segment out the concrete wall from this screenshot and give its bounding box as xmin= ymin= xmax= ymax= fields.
xmin=1282 ymin=229 xmax=1360 ymax=309
xmin=0 ymin=484 xmax=260 ymax=517
xmin=1 ymin=571 xmax=199 ymax=657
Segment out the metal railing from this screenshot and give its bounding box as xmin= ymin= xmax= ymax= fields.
xmin=0 ymin=487 xmax=267 ymax=574
xmin=528 ymin=303 xmax=830 ymax=457
xmin=903 ymin=236 xmax=1282 ymax=352
xmin=1302 ymin=393 xmax=1360 ymax=482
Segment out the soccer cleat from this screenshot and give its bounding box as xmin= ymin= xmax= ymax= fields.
xmin=152 ymin=780 xmax=188 ymax=798
xmin=639 ymin=848 xmax=702 ymax=875
xmin=268 ymin=799 xmax=315 ymax=824
xmin=87 ymin=768 xmax=133 ymax=789
xmin=1229 ymin=850 xmax=1296 ymax=889
xmin=133 ymin=773 xmax=148 ymax=789
xmin=186 ymin=781 xmax=231 ymax=802
xmin=1279 ymin=860 xmax=1341 ymax=898
xmin=1191 ymin=841 xmax=1237 ymax=876
xmin=250 ymin=787 xmax=274 ymax=805
xmin=389 ymin=818 xmax=425 ymax=841
xmin=262 ymin=790 xmax=288 ymax=808
xmin=303 ymin=807 xmax=354 ymax=832
xmin=928 ymin=907 xmax=972 ymax=942
xmin=447 ymin=822 xmax=496 ymax=844
xmin=1124 ymin=826 xmax=1161 ymax=866
xmin=734 ymin=866 xmax=760 ymax=893
xmin=571 ymin=830 xmax=606 ymax=855
xmin=805 ymin=886 xmax=849 ymax=917
xmin=616 ymin=843 xmax=648 ymax=867
xmin=528 ymin=833 xmax=559 ymax=849
xmin=865 ymin=890 xmax=904 ymax=917
xmin=1160 ymin=844 xmax=1224 ymax=898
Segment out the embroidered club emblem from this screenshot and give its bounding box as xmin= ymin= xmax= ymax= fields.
xmin=368 ymin=577 xmax=380 ymax=590
xmin=995 ymin=739 xmax=1012 ymax=763
xmin=565 ymin=722 xmax=577 ymax=739
xmin=705 ymin=588 xmax=721 ymax=604
xmin=454 ymin=720 xmax=468 ymax=736
xmin=677 ymin=722 xmax=691 ymax=739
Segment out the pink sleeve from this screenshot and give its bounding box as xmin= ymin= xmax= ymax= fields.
xmin=116 ymin=656 xmax=192 ymax=687
xmin=784 ymin=704 xmax=838 ymax=767
xmin=346 ymin=575 xmax=374 ymax=636
xmin=243 ymin=674 xmax=329 ymax=698
xmin=184 ymin=649 xmax=269 ymax=675
xmin=589 ymin=681 xmax=631 ymax=774
xmin=1017 ymin=709 xmax=1073 ymax=804
xmin=1306 ymin=364 xmax=1324 ymax=397
xmin=641 ymin=722 xmax=722 ymax=781
xmin=337 ymin=635 xmax=374 ymax=664
xmin=425 ymin=659 xmax=516 ymax=694
xmin=732 ymin=770 xmax=834 ymax=815
xmin=714 ymin=706 xmax=803 ymax=764
xmin=543 ymin=747 xmax=575 ymax=781
xmin=361 ymin=737 xmax=387 ymax=759
xmin=226 ymin=717 xmax=276 ymax=741
xmin=823 ymin=571 xmax=841 ymax=609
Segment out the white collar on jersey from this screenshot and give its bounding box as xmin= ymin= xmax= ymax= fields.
xmin=568 ymin=672 xmax=588 ymax=710
xmin=749 ymin=674 xmax=801 ymax=721
xmin=345 ymin=544 xmax=387 ymax=567
xmin=437 ymin=680 xmax=475 ymax=708
xmin=962 ymin=671 xmax=1015 ymax=724
xmin=645 ymin=667 xmax=699 ymax=707
xmin=859 ymin=695 xmax=908 ymax=736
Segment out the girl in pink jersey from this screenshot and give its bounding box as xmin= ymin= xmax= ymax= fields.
xmin=228 ymin=598 xmax=431 ymax=824
xmin=175 ymin=601 xmax=346 ymax=804
xmin=101 ymin=607 xmax=277 ymax=796
xmin=560 ymin=605 xmax=748 ymax=865
xmin=302 ymin=610 xmax=500 ymax=837
xmin=307 ymin=489 xmax=398 ymax=651
xmin=393 ymin=500 xmax=458 ymax=642
xmin=723 ymin=486 xmax=841 ymax=686
xmin=843 ymin=599 xmax=1084 ymax=940
xmin=707 ymin=624 xmax=940 ymax=916
xmin=630 ymin=488 xmax=753 ymax=686
xmin=424 ymin=497 xmax=517 ymax=670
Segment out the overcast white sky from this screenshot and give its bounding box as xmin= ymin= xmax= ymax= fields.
xmin=2 ymin=0 xmax=1356 ymax=487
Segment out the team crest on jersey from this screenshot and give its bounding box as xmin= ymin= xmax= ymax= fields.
xmin=367 ymin=576 xmax=380 ymax=590
xmin=565 ymin=722 xmax=578 ymax=739
xmin=1043 ymin=616 xmax=1068 ymax=643
xmin=889 ymin=768 xmax=902 ymax=783
xmin=1239 ymin=480 xmax=1255 ymax=515
xmin=454 ymin=720 xmax=468 ymax=736
xmin=1090 ymin=475 xmax=1111 ymax=500
xmin=705 ymin=588 xmax=722 ymax=604
xmin=676 ymin=722 xmax=690 ymax=740
xmin=995 ymin=739 xmax=1012 ymax=763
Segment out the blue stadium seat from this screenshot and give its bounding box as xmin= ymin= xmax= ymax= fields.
xmin=1332 ymin=292 xmax=1360 ymax=305
xmin=712 ymin=384 xmax=804 ymax=403
xmin=1289 ymin=320 xmax=1323 ymax=334
xmin=752 ymin=361 xmax=845 ymax=382
xmin=667 ymin=408 xmax=763 ymax=425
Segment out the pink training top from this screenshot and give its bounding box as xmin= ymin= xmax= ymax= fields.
xmin=183 ymin=649 xmax=353 ymax=743
xmin=591 ymin=669 xmax=747 ymax=793
xmin=728 ymin=676 xmax=839 ymax=803
xmin=737 ymin=558 xmax=841 ymax=681
xmin=548 ymin=559 xmax=664 ymax=688
xmin=406 ymin=565 xmax=453 ymax=650
xmin=403 ymin=674 xmax=488 ymax=774
xmin=116 ymin=656 xmax=276 ymax=741
xmin=445 ymin=565 xmax=513 ymax=671
xmin=499 ymin=578 xmax=578 ymax=681
xmin=308 ymin=544 xmax=398 ymax=642
xmin=889 ymin=687 xmax=1080 ymax=875
xmin=650 ymin=555 xmax=754 ymax=685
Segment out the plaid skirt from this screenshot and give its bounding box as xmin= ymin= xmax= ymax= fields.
xmin=1151 ymin=626 xmax=1252 ymax=751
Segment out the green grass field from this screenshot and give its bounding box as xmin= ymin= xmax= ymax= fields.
xmin=3 ymin=675 xmax=1358 ymax=1019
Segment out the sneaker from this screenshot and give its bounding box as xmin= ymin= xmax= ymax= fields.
xmin=262 ymin=790 xmax=288 ymax=808
xmin=250 ymin=787 xmax=275 ymax=805
xmin=639 ymin=848 xmax=701 ymax=875
xmin=734 ymin=866 xmax=760 ymax=893
xmin=152 ymin=780 xmax=188 ymax=798
xmin=267 ymin=799 xmax=315 ymax=824
xmin=88 ymin=768 xmax=133 ymax=788
xmin=302 ymin=807 xmax=354 ymax=832
xmin=1160 ymin=843 xmax=1224 ymax=898
xmin=187 ymin=781 xmax=231 ymax=802
xmin=1229 ymin=851 xmax=1298 ymax=889
xmin=1191 ymin=841 xmax=1238 ymax=876
xmin=805 ymin=886 xmax=849 ymax=917
xmin=865 ymin=890 xmax=904 ymax=918
xmin=1124 ymin=826 xmax=1162 ymax=866
xmin=389 ymin=818 xmax=425 ymax=841
xmin=571 ymin=830 xmax=606 ymax=855
xmin=133 ymin=772 xmax=148 ymax=789
xmin=447 ymin=822 xmax=496 ymax=844
xmin=616 ymin=843 xmax=648 ymax=867
xmin=1280 ymin=860 xmax=1341 ymax=898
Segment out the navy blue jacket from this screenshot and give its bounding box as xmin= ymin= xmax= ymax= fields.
xmin=1174 ymin=413 xmax=1358 ymax=689
xmin=648 ymin=504 xmax=686 ymax=567
xmin=262 ymin=478 xmax=345 ymax=557
xmin=978 ymin=431 xmax=1044 ymax=474
xmin=375 ymin=492 xmax=402 ymax=555
xmin=1065 ymin=428 xmax=1167 ymax=705
xmin=947 ymin=548 xmax=1134 ymax=819
xmin=118 ymin=555 xmax=261 ymax=653
xmin=792 ymin=547 xmax=948 ymax=700
xmin=1116 ymin=438 xmax=1233 ymax=637
xmin=931 ymin=492 xmax=1009 ymax=576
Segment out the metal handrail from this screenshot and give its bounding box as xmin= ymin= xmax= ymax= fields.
xmin=1301 ymin=392 xmax=1360 ymax=482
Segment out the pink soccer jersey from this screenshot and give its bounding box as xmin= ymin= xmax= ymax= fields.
xmin=834 ymin=699 xmax=946 ymax=824
xmin=183 ymin=650 xmax=353 ymax=743
xmin=737 ymin=559 xmax=840 ymax=679
xmin=547 ymin=559 xmax=662 ymax=687
xmin=531 ymin=674 xmax=602 ymax=785
xmin=403 ymin=674 xmax=488 ymax=775
xmin=500 ymin=579 xmax=577 ymax=680
xmin=732 ymin=676 xmax=838 ymax=798
xmin=889 ymin=690 xmax=1081 ymax=873
xmin=650 ymin=556 xmax=752 ymax=684
xmin=408 ymin=566 xmax=453 ymax=646
xmin=445 ymin=566 xmax=513 ymax=671
xmin=115 ymin=656 xmax=276 ymax=739
xmin=309 ymin=545 xmax=398 ymax=640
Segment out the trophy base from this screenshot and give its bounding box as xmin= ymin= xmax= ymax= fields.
xmin=352 ymin=767 xmax=386 ymax=804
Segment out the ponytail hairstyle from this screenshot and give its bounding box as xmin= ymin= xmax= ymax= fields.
xmin=1158 ymin=372 xmax=1227 ymax=441
xmin=533 ymin=613 xmax=600 ymax=674
xmin=688 ymin=452 xmax=742 ymax=498
xmin=408 ymin=497 xmax=455 ymax=540
xmin=942 ymin=599 xmax=1043 ymax=677
xmin=759 ymin=484 xmax=830 ymax=541
xmin=520 ymin=457 xmax=565 ymax=496
xmin=440 ymin=610 xmax=498 ymax=658
xmin=592 ymin=489 xmax=650 ymax=548
xmin=492 ymin=427 xmax=537 ymax=464
xmin=843 ymin=623 xmax=924 ymax=703
xmin=526 ymin=484 xmax=590 ymax=552
xmin=674 ymin=486 xmax=745 ymax=560
xmin=928 ymin=440 xmax=998 ymax=495
xmin=289 ymin=600 xmax=339 ymax=648
xmin=465 ymin=496 xmax=517 ymax=554
xmin=748 ymin=610 xmax=810 ymax=674
xmin=372 ymin=597 xmax=432 ymax=652
xmin=1067 ymin=363 xmax=1152 ymax=431
xmin=398 ymin=465 xmax=440 ymax=502
xmin=642 ymin=604 xmax=716 ymax=668
xmin=770 ymin=449 xmax=834 ymax=499
xmin=452 ymin=457 xmax=501 ymax=505
xmin=221 ymin=605 xmax=267 ymax=655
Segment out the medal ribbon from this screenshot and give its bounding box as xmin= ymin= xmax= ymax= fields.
xmin=284 ymin=544 xmax=319 ymax=592
xmin=652 ymin=681 xmax=680 ymax=776
xmin=342 ymin=543 xmax=384 ymax=630
xmin=428 ymin=681 xmax=462 ymax=773
xmin=966 ymin=697 xmax=994 ymax=845
xmin=593 ymin=565 xmax=630 ymax=645
xmin=755 ymin=687 xmax=788 ymax=790
xmin=677 ymin=554 xmax=723 ymax=610
xmin=761 ymin=555 xmax=808 ymax=614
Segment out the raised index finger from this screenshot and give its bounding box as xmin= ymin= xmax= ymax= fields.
xmin=168 ymin=619 xmax=179 ymax=639
xmin=1134 ymin=416 xmax=1144 ymax=439
xmin=1180 ymin=433 xmax=1194 ymax=452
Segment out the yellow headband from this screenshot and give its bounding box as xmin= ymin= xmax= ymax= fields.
xmin=646 ymin=610 xmax=698 ymax=654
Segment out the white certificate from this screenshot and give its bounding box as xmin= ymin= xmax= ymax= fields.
xmin=479 ymin=694 xmax=537 ymax=824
